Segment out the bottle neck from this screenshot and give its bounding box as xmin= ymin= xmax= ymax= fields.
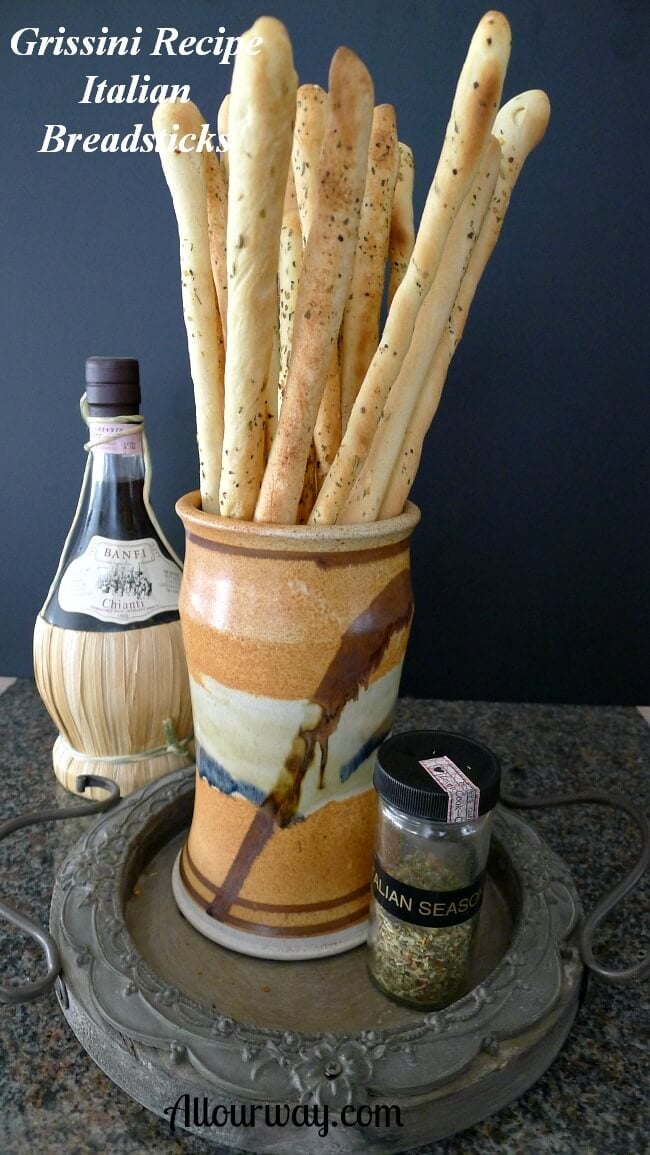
xmin=88 ymin=419 xmax=145 ymax=488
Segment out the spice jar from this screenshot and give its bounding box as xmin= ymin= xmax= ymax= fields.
xmin=368 ymin=729 xmax=501 ymax=1009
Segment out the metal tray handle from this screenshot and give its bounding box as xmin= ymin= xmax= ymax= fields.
xmin=0 ymin=775 xmax=120 ymax=1005
xmin=501 ymin=784 xmax=649 ymax=985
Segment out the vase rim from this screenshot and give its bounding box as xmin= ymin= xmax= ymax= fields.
xmin=176 ymin=491 xmax=420 ymax=554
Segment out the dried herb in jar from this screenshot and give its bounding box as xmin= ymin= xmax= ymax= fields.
xmin=370 ymin=850 xmax=478 ymax=1007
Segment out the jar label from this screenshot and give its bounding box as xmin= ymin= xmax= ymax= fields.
xmin=57 ymin=535 xmax=181 ymax=624
xmin=418 ymin=755 xmax=481 ymax=822
xmin=372 ymin=857 xmax=485 ymax=928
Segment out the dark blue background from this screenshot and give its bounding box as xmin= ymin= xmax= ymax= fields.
xmin=1 ymin=0 xmax=648 ymax=703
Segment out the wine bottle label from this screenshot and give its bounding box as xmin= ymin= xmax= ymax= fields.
xmin=89 ymin=422 xmax=143 ymax=455
xmin=57 ymin=536 xmax=181 ymax=624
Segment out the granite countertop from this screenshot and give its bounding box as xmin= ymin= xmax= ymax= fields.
xmin=0 ymin=679 xmax=648 ymax=1154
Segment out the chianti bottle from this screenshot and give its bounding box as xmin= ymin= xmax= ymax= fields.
xmin=41 ymin=356 xmax=182 ymax=631
xmin=34 ymin=357 xmax=193 ymax=797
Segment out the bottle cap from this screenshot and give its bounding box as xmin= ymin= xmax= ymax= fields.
xmin=374 ymin=729 xmax=501 ymax=823
xmin=85 ymin=357 xmax=141 ymax=416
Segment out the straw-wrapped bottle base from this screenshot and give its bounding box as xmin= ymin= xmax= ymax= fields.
xmin=50 ymin=734 xmax=192 ymax=798
xmin=33 ymin=615 xmax=194 ymax=799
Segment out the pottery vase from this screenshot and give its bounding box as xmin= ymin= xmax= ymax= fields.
xmin=172 ymin=491 xmax=420 ymax=959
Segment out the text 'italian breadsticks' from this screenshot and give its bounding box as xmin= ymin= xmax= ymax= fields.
xmin=154 ymin=11 xmax=550 ymax=527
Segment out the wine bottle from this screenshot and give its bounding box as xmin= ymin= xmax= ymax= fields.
xmin=41 ymin=357 xmax=182 ymax=631
xmin=34 ymin=357 xmax=193 ymax=797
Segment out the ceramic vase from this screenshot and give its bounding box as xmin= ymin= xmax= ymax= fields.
xmin=172 ymin=491 xmax=420 ymax=960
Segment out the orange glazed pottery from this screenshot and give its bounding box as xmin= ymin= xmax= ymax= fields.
xmin=172 ymin=491 xmax=420 ymax=959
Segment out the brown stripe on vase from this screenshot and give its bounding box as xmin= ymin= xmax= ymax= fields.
xmin=185 ymin=780 xmax=377 ymax=917
xmin=204 ymin=800 xmax=276 ymax=920
xmin=182 ymin=841 xmax=371 ymax=913
xmin=219 ymin=907 xmax=370 ymax=938
xmin=180 ymin=850 xmax=369 ymax=936
xmin=269 ymin=568 xmax=413 ymax=827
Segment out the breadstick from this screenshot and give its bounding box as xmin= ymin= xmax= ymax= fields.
xmin=380 ymin=90 xmax=551 ymax=519
xmin=313 ymin=355 xmax=341 ymax=483
xmin=279 ymin=169 xmax=318 ymax=521
xmin=378 ymin=338 xmax=449 ymax=521
xmin=309 ymin=10 xmax=511 ymax=524
xmin=342 ymin=136 xmax=501 ymax=523
xmin=296 ymin=445 xmax=319 ymax=523
xmin=219 ymin=17 xmax=297 ymax=519
xmin=292 ymin=89 xmax=341 ymax=475
xmin=265 ymin=320 xmax=280 ymax=455
xmin=217 ymin=92 xmax=230 ymax=187
xmin=152 ymin=99 xmax=224 ymax=514
xmin=254 ymin=46 xmax=374 ymax=524
xmin=340 ymin=103 xmax=399 ymax=430
xmin=291 ymin=85 xmax=341 ymax=480
xmin=387 ymin=142 xmax=415 ymax=308
xmin=278 ymin=166 xmax=302 ymax=407
xmin=292 ymin=85 xmax=328 ymax=239
xmin=205 ymin=149 xmax=228 ymax=346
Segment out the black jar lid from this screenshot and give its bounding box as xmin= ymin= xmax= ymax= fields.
xmin=85 ymin=356 xmax=141 ymax=416
xmin=374 ymin=730 xmax=501 ymax=823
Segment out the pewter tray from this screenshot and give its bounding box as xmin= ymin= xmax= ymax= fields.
xmin=50 ymin=767 xmax=583 ymax=1153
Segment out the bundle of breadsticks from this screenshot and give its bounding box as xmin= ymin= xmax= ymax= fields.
xmin=153 ymin=10 xmax=550 ymax=524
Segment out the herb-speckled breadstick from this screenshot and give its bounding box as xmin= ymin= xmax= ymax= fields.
xmin=219 ymin=17 xmax=297 ymax=519
xmin=387 ymin=142 xmax=415 ymax=308
xmin=278 ymin=166 xmax=302 ymax=408
xmin=217 ymin=93 xmax=230 ymax=189
xmin=340 ymin=103 xmax=399 ymax=431
xmin=153 ymin=98 xmax=224 ymax=514
xmin=255 ymin=47 xmax=374 ymax=524
xmin=310 ymin=10 xmax=511 ymax=524
xmin=279 ymin=166 xmax=319 ymax=520
xmin=342 ymin=137 xmax=500 ymax=523
xmin=292 ymin=85 xmax=328 ymax=240
xmin=205 ymin=149 xmax=228 ymax=347
xmin=291 ymin=84 xmax=342 ymax=483
xmin=380 ymin=90 xmax=551 ymax=519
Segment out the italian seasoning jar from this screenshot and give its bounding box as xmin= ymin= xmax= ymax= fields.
xmin=368 ymin=730 xmax=501 ymax=1009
